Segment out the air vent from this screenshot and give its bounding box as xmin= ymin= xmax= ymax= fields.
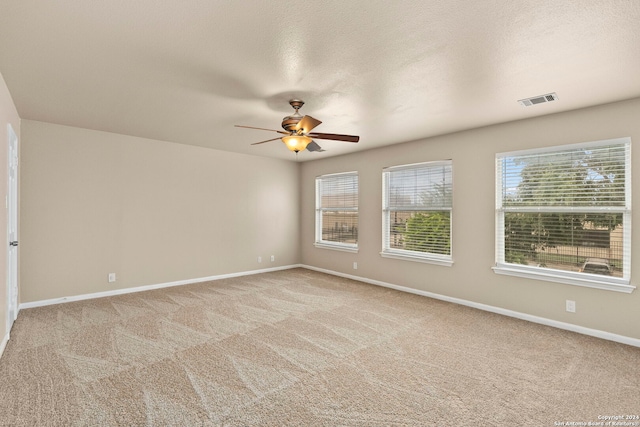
xmin=518 ymin=92 xmax=558 ymax=107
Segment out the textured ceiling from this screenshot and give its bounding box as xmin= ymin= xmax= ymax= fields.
xmin=1 ymin=1 xmax=639 ymax=161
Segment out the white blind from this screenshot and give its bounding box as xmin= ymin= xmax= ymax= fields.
xmin=500 ymin=143 xmax=628 ymax=209
xmin=316 ymin=172 xmax=358 ymax=247
xmin=496 ymin=138 xmax=631 ymax=283
xmin=386 ymin=162 xmax=453 ymax=210
xmin=383 ymin=161 xmax=452 ymax=258
xmin=318 ymin=172 xmax=358 ymax=210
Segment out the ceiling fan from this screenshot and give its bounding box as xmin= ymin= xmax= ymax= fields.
xmin=235 ymin=99 xmax=359 ymax=153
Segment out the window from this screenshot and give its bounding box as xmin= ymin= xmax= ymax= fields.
xmin=495 ymin=138 xmax=633 ymax=293
xmin=315 ymin=172 xmax=358 ymax=252
xmin=382 ymin=161 xmax=453 ymax=265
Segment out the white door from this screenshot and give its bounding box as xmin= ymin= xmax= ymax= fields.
xmin=6 ymin=124 xmax=18 ymax=333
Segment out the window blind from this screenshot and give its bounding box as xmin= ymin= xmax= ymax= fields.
xmin=500 ymin=143 xmax=628 ymax=209
xmin=315 ymin=172 xmax=358 ymax=249
xmin=382 ymin=161 xmax=453 ymax=261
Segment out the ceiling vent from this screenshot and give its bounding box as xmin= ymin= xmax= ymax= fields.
xmin=518 ymin=92 xmax=558 ymax=107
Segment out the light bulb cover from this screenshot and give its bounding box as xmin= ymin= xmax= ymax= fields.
xmin=281 ymin=135 xmax=312 ymax=152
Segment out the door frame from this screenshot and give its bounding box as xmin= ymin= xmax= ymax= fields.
xmin=6 ymin=123 xmax=18 ymax=337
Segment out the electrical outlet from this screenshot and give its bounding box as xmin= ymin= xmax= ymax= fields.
xmin=108 ymin=273 xmax=116 ymax=283
xmin=353 ymin=262 xmax=358 ymax=270
xmin=566 ymin=300 xmax=576 ymax=313
xmin=257 ymin=256 xmax=262 ymax=263
xmin=271 ymin=255 xmax=275 ymax=262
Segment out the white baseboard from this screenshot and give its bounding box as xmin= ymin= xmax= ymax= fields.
xmin=18 ymin=263 xmax=639 ymax=348
xmin=0 ymin=332 xmax=9 ymax=359
xmin=302 ymin=264 xmax=640 ymax=348
xmin=20 ymin=264 xmax=303 ymax=310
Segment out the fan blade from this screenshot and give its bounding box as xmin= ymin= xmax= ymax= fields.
xmin=250 ymin=137 xmax=282 ymax=145
xmin=295 ymin=115 xmax=322 ymax=133
xmin=306 ymin=141 xmax=325 ymax=152
xmin=235 ymin=125 xmax=288 ymax=135
xmin=307 ymin=132 xmax=359 ymax=143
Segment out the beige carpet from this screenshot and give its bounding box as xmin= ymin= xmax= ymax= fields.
xmin=1 ymin=268 xmax=638 ymax=426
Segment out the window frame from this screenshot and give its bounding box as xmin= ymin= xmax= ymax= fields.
xmin=494 ymin=137 xmax=634 ymax=293
xmin=381 ymin=161 xmax=454 ymax=266
xmin=314 ymin=171 xmax=359 ymax=253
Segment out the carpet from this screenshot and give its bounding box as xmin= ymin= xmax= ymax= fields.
xmin=0 ymin=268 xmax=638 ymax=426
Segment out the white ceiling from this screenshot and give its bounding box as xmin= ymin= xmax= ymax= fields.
xmin=1 ymin=1 xmax=639 ymax=161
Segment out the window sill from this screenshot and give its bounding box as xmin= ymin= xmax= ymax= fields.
xmin=492 ymin=264 xmax=635 ymax=293
xmin=380 ymin=250 xmax=453 ymax=267
xmin=314 ymin=242 xmax=359 ymax=253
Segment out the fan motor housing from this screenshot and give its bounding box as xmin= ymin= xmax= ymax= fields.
xmin=281 ymin=99 xmax=305 ymax=132
xmin=281 ymin=115 xmax=301 ymax=132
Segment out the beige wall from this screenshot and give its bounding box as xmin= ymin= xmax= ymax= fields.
xmin=0 ymin=72 xmax=20 ymax=342
xmin=20 ymin=121 xmax=300 ymax=302
xmin=300 ymin=97 xmax=640 ymax=340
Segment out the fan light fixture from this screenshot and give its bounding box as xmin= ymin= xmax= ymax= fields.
xmin=235 ymin=98 xmax=359 ymax=154
xmin=281 ymin=135 xmax=312 ymax=152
